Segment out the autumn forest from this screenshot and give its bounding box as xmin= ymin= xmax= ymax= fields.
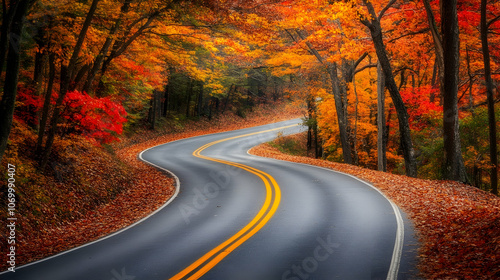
xmin=2 ymin=0 xmax=498 ymax=192
xmin=1 ymin=0 xmax=500 ymax=277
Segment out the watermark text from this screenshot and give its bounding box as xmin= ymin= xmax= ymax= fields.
xmin=6 ymin=164 xmax=17 ymax=272
xmin=282 ymin=234 xmax=340 ymax=280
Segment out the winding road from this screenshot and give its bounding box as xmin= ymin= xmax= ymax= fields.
xmin=2 ymin=119 xmax=419 ymax=279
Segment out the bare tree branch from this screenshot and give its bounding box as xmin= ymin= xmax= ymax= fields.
xmin=388 ymin=28 xmax=430 ymax=42
xmin=354 ymin=63 xmax=378 ymax=75
xmin=378 ymin=0 xmax=397 ymax=21
xmin=487 ymin=13 xmax=500 ymax=28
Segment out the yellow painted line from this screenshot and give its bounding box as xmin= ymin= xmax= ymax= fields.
xmin=169 ymin=124 xmax=298 ymax=280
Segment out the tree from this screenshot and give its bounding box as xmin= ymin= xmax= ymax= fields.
xmin=423 ymin=0 xmax=444 ymax=99
xmin=480 ymin=0 xmax=498 ymax=194
xmin=441 ymin=0 xmax=468 ymax=182
xmin=290 ymin=28 xmax=354 ymax=164
xmin=360 ymin=0 xmax=418 ymax=177
xmin=0 ymin=0 xmax=33 ymax=163
xmin=94 ymin=0 xmax=181 ymax=95
xmin=82 ymin=0 xmax=132 ymax=94
xmin=39 ymin=0 xmax=100 ymax=169
xmin=259 ymin=1 xmax=373 ymax=164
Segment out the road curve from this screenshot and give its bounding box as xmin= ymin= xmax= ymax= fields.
xmin=1 ymin=119 xmax=419 ymax=279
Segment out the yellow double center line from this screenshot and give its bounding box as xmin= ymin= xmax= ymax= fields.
xmin=169 ymin=124 xmax=298 ymax=280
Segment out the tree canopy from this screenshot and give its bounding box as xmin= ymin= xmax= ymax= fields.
xmin=1 ymin=0 xmax=499 ymax=193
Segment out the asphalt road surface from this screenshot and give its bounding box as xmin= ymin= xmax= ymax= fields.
xmin=2 ymin=119 xmax=419 ymax=280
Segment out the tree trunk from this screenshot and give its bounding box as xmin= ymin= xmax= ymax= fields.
xmin=150 ymin=93 xmax=156 ymax=130
xmin=32 ymin=46 xmax=45 ymax=131
xmin=222 ymin=84 xmax=233 ymax=114
xmin=163 ymin=81 xmax=170 ymax=117
xmin=0 ymin=0 xmax=18 ymax=82
xmin=481 ymin=0 xmax=498 ymax=195
xmin=314 ymin=121 xmax=321 ymax=158
xmin=33 ymin=48 xmax=44 ymax=93
xmin=328 ymin=63 xmax=353 ymax=164
xmin=353 ymin=71 xmax=359 ymax=165
xmin=465 ymin=48 xmax=475 ymax=112
xmin=307 ymin=128 xmax=313 ymax=155
xmin=215 ymin=97 xmax=219 ymax=115
xmin=197 ymin=82 xmax=204 ymax=117
xmin=423 ymin=0 xmax=444 ymax=96
xmin=430 ymin=56 xmax=438 ymax=103
xmin=186 ymin=78 xmax=193 ymax=118
xmin=377 ymin=62 xmax=387 ymax=172
xmin=361 ymin=1 xmax=418 ymax=177
xmin=150 ymin=90 xmax=162 ymax=130
xmin=0 ymin=0 xmax=30 ymax=163
xmin=208 ymin=97 xmax=213 ymax=120
xmin=441 ymin=0 xmax=468 ymax=182
xmin=306 ymin=95 xmax=314 ymax=155
xmin=474 ymin=164 xmax=482 ymax=189
xmin=36 ymin=53 xmax=56 ymax=153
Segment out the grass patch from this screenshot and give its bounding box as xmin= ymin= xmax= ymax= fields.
xmin=268 ymin=132 xmax=308 ymax=157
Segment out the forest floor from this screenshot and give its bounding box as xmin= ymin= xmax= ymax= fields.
xmin=250 ymin=132 xmax=500 ymax=279
xmin=0 ymin=101 xmax=303 ymax=271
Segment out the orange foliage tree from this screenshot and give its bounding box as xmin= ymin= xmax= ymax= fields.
xmin=232 ymin=0 xmax=498 ymax=189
